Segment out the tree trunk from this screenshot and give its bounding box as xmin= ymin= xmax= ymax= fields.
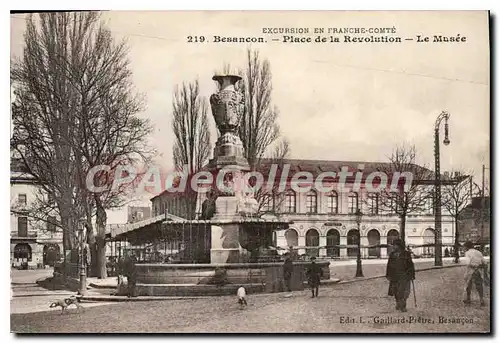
xmin=400 ymin=213 xmax=407 ymax=246
xmin=95 ymin=196 xmax=108 ymax=279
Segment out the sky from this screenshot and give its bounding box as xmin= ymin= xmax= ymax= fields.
xmin=10 ymin=11 xmax=490 ymax=223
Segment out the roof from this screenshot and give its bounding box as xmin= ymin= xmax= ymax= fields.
xmin=149 ymin=158 xmax=446 ymax=201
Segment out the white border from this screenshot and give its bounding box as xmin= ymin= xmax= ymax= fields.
xmin=4 ymin=2 xmax=497 ymax=342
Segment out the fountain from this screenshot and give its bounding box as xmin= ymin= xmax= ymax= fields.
xmin=114 ymin=74 xmax=330 ymax=296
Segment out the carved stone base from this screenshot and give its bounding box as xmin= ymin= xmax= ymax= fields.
xmin=208 ymin=156 xmax=250 ymax=170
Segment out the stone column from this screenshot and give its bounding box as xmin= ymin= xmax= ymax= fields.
xmin=340 ymin=236 xmax=347 ymax=258
xmin=380 ymin=236 xmax=387 ymax=258
xmin=319 ymin=235 xmax=327 ymax=257
xmin=298 ymin=235 xmax=306 ymax=256
xmin=361 ymin=236 xmax=369 ymax=258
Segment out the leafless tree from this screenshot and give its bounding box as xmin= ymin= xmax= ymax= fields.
xmin=254 ymin=138 xmax=291 ymax=215
xmin=373 ymin=144 xmax=433 ymax=246
xmin=171 ymin=79 xmax=211 ymax=219
xmin=441 ymin=171 xmax=476 ymax=263
xmin=11 ymin=12 xmax=153 ymax=278
xmin=238 ymin=49 xmax=281 ymax=169
xmin=10 ymin=13 xmax=95 ymax=257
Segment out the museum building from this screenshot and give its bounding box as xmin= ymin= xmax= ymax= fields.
xmin=150 ymin=158 xmax=460 ymax=259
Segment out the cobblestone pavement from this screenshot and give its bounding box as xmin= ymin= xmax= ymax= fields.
xmin=11 ymin=266 xmax=490 ymax=333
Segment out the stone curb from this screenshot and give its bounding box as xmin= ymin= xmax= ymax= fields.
xmin=79 ymin=295 xmax=212 ymax=302
xmin=78 ymin=264 xmax=463 ymax=303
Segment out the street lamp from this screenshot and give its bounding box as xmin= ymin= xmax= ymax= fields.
xmin=78 ymin=220 xmax=88 ymax=296
xmin=434 ymin=111 xmax=450 ymax=267
xmin=355 ymin=209 xmax=364 ymax=277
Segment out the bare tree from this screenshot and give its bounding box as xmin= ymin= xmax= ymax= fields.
xmin=10 ymin=13 xmax=97 ymax=257
xmin=374 ymin=144 xmax=433 ymax=246
xmin=254 ymin=138 xmax=291 ymax=215
xmin=441 ymin=171 xmax=476 ymax=263
xmin=11 ymin=12 xmax=153 ymax=278
xmin=238 ymin=49 xmax=281 ymax=169
xmin=171 ymin=79 xmax=211 ymax=219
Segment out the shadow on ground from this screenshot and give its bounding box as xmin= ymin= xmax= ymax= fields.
xmin=36 ymin=277 xmax=68 ymax=291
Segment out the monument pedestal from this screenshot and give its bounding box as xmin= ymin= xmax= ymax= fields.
xmin=210 ymin=222 xmax=244 ymax=264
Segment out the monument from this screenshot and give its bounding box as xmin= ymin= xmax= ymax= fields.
xmin=208 ymin=74 xmax=260 ymax=263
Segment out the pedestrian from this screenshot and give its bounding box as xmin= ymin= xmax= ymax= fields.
xmin=124 ymin=252 xmax=138 ymax=298
xmin=386 ymin=239 xmax=415 ymax=312
xmin=283 ymin=255 xmax=293 ymax=292
xmin=306 ymin=256 xmax=323 ymax=298
xmin=444 ymin=247 xmax=450 ymax=258
xmin=463 ymin=241 xmax=487 ymax=306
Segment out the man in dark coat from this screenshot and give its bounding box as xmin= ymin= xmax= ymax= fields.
xmin=124 ymin=253 xmax=138 ymax=298
xmin=283 ymin=256 xmax=293 ymax=292
xmin=306 ymin=256 xmax=323 ymax=298
xmin=386 ymin=239 xmax=415 ymax=312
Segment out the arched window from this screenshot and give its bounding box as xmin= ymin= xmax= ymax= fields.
xmin=386 ymin=229 xmax=400 ymax=255
xmin=327 ymin=191 xmax=338 ymax=214
xmin=348 ymin=192 xmax=359 ymax=214
xmin=347 ymin=229 xmax=360 ymax=257
xmin=284 ymin=190 xmax=296 ymax=213
xmin=326 ymin=229 xmax=340 ymax=257
xmin=285 ymin=229 xmax=299 ymax=247
xmin=367 ymin=229 xmax=381 ymax=257
xmin=14 ymin=243 xmax=32 ymax=262
xmin=306 ymin=190 xmax=318 ymax=214
xmin=305 ymin=229 xmax=320 ymax=257
xmin=423 ymin=228 xmax=435 ymax=256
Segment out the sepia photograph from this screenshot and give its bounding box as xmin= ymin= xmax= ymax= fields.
xmin=9 ymin=10 xmax=490 ymax=333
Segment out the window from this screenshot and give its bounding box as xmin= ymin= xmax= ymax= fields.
xmin=18 ymin=194 xmax=27 ymax=206
xmin=426 ymin=197 xmax=434 ymax=215
xmin=368 ymin=193 xmax=379 ymax=215
xmin=327 ymin=191 xmax=338 ymax=214
xmin=348 ymin=192 xmax=358 ymax=214
xmin=284 ymin=190 xmax=296 ymax=213
xmin=18 ymin=217 xmax=28 ymax=237
xmin=47 ymin=216 xmax=56 ymax=232
xmin=136 ymin=211 xmax=143 ymax=220
xmin=261 ymin=194 xmax=274 ymax=212
xmin=306 ymin=190 xmax=317 ymax=214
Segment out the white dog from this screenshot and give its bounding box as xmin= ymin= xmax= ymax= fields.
xmin=49 ymin=295 xmax=83 ymax=314
xmin=237 ymin=286 xmax=248 ymax=309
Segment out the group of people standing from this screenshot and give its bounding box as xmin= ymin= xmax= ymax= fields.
xmin=282 ymin=238 xmax=489 ymax=311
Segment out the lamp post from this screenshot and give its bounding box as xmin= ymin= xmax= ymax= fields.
xmin=355 ymin=209 xmax=364 ymax=277
xmin=434 ymin=111 xmax=450 ymax=267
xmin=78 ymin=220 xmax=88 ymax=296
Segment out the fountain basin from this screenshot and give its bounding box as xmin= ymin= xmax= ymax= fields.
xmin=134 ymin=261 xmax=330 ymax=296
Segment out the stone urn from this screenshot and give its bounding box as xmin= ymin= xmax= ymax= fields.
xmin=209 ymin=75 xmax=248 ymax=169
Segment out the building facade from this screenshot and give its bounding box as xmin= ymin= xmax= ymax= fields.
xmin=10 ymin=159 xmax=63 ymax=268
xmin=458 ymin=196 xmax=490 ymax=244
xmin=149 ymin=159 xmax=459 ymax=259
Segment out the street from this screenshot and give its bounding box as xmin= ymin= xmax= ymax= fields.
xmin=10 ymin=266 xmax=490 ymax=333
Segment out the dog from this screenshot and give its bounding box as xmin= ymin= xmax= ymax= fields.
xmin=237 ymin=286 xmax=248 ymax=309
xmin=49 ymin=295 xmax=83 ymax=314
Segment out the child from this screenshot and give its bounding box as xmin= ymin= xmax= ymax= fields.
xmin=237 ymin=286 xmax=248 ymax=309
